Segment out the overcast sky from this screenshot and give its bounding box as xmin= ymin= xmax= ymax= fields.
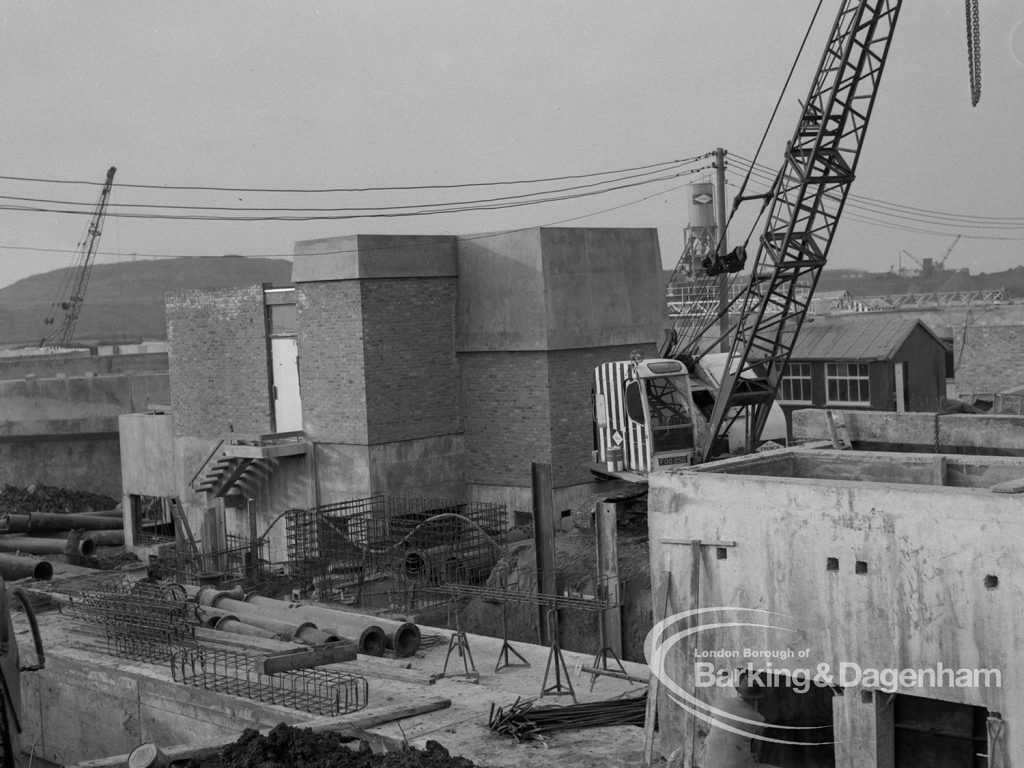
xmin=1 ymin=1 xmax=1022 ymax=290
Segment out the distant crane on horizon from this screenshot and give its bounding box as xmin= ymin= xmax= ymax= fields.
xmin=39 ymin=166 xmax=117 ymax=349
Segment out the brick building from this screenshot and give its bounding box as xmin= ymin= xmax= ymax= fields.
xmin=120 ymin=228 xmax=664 ymax=559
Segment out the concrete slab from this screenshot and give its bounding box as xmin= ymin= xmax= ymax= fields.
xmin=15 ymin=587 xmax=650 ymax=767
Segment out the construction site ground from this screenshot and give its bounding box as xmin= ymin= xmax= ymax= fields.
xmin=13 ymin=560 xmax=656 ymax=768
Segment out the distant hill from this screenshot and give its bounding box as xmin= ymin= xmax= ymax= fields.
xmin=816 ymin=266 xmax=1024 ymax=298
xmin=0 ymin=256 xmax=292 ymax=347
xmin=666 ymin=265 xmax=1024 ymax=300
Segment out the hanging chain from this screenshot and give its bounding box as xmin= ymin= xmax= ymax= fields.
xmin=965 ymin=0 xmax=981 ymax=106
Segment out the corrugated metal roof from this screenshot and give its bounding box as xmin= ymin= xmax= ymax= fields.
xmin=791 ymin=314 xmax=938 ymax=361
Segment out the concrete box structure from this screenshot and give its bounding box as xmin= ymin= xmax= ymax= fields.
xmin=646 ymin=447 xmax=1024 ymax=766
xmin=125 ymin=227 xmax=664 ymax=563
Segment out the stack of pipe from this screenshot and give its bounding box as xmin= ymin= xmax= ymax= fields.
xmin=244 ymin=595 xmax=422 ymax=659
xmin=193 ymin=587 xmax=422 ymax=658
xmin=0 ymin=509 xmax=127 ymax=560
xmin=196 ymin=588 xmax=375 ymax=654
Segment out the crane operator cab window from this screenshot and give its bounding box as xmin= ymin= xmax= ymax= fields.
xmin=624 ymin=376 xmax=695 ymax=453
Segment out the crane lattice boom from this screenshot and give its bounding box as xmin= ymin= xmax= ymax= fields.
xmin=678 ymin=0 xmax=903 ymax=462
xmin=40 ymin=166 xmax=117 ymax=348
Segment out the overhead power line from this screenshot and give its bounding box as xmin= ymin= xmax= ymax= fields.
xmin=0 ymin=155 xmax=711 ymax=193
xmin=0 ymin=177 xmax=702 ymax=262
xmin=0 ymin=161 xmax=703 ymax=215
xmin=729 ymin=155 xmax=1024 ymax=228
xmin=0 ymin=165 xmax=712 ymax=222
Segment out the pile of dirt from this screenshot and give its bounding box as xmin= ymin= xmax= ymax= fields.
xmin=185 ymin=724 xmax=483 ymax=768
xmin=0 ymin=483 xmax=118 ymax=515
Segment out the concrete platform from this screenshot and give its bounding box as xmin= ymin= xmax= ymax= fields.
xmin=13 ymin=565 xmax=651 ymax=767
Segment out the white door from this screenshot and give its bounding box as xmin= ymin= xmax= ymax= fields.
xmin=271 ymin=337 xmax=303 ymax=432
xmin=894 ymin=362 xmax=907 ymax=413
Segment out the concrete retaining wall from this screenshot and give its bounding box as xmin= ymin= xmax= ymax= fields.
xmin=0 ymin=373 xmax=170 ymax=496
xmin=793 ymin=408 xmax=1024 ymax=455
xmin=0 ymin=351 xmax=167 ymax=383
xmin=21 ymin=649 xmax=312 ymax=764
xmin=647 ymin=462 xmax=1024 ymax=766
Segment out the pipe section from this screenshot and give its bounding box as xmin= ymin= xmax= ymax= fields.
xmin=0 ymin=554 xmax=52 ymax=581
xmin=0 ymin=512 xmax=123 ymax=533
xmin=0 ymin=535 xmax=95 ymax=558
xmin=244 ymin=595 xmax=417 ymax=657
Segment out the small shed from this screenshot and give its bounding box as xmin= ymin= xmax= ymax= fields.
xmin=778 ymin=315 xmax=949 ymax=434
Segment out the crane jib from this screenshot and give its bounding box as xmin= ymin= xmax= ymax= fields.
xmin=696 ymin=0 xmax=904 ymax=463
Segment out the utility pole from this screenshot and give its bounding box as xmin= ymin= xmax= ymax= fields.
xmin=713 ymin=148 xmax=730 ymax=352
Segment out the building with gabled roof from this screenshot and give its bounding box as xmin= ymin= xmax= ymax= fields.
xmin=776 ymin=315 xmax=949 ymax=437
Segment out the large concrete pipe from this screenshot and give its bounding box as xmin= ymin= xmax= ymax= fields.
xmin=244 ymin=595 xmax=419 ymax=658
xmin=36 ymin=530 xmax=125 ymax=547
xmin=0 ymin=535 xmax=95 ymax=558
xmin=201 ymin=610 xmax=279 ymax=639
xmin=0 ymin=554 xmax=53 ymax=581
xmin=195 ymin=592 xmax=364 ymax=651
xmin=0 ymin=512 xmax=124 ymax=533
xmin=198 ymin=589 xmax=385 ymax=656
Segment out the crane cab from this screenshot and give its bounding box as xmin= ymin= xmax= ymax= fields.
xmin=593 ymin=358 xmax=704 ymax=477
xmin=591 ymin=355 xmax=787 ymax=480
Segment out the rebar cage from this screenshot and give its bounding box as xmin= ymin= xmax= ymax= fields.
xmin=61 ymin=573 xmax=196 ymax=662
xmin=171 ymin=647 xmax=368 ymax=717
xmin=164 ymin=534 xmax=270 ymax=590
xmin=285 ymin=495 xmax=507 ymax=608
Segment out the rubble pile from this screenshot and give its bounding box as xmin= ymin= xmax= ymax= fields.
xmin=0 ymin=484 xmax=118 ymax=515
xmin=186 ymin=724 xmax=483 ymax=768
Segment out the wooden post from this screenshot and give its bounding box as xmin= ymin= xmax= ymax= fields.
xmin=595 ymin=501 xmax=622 ymax=657
xmin=532 ymin=462 xmax=557 ymax=646
xmin=642 ymin=571 xmax=672 ymax=767
xmin=686 ymin=540 xmax=702 ymax=766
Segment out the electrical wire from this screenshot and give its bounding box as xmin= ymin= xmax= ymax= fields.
xmin=0 ymin=155 xmax=710 ymax=193
xmin=0 ymin=174 xmax=705 ymax=270
xmin=0 ymin=166 xmax=710 ymax=222
xmin=730 ymin=155 xmax=1024 ymax=229
xmin=0 ymin=160 xmax=702 ymax=215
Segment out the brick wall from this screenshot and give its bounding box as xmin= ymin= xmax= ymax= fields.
xmin=954 ymin=324 xmax=1024 ymax=395
xmin=547 ymin=344 xmax=652 ymax=486
xmin=166 ymin=286 xmax=270 ymax=439
xmin=460 ymin=344 xmax=651 ymax=488
xmin=460 ymin=351 xmax=551 ymax=487
xmin=361 ymin=277 xmax=461 ymax=444
xmin=296 ymin=281 xmax=367 ymax=443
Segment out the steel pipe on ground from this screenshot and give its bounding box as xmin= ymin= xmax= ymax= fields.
xmin=244 ymin=595 xmax=420 ymax=658
xmin=0 ymin=554 xmax=53 ymax=581
xmin=0 ymin=512 xmax=124 ymax=533
xmin=0 ymin=535 xmax=95 ymax=558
